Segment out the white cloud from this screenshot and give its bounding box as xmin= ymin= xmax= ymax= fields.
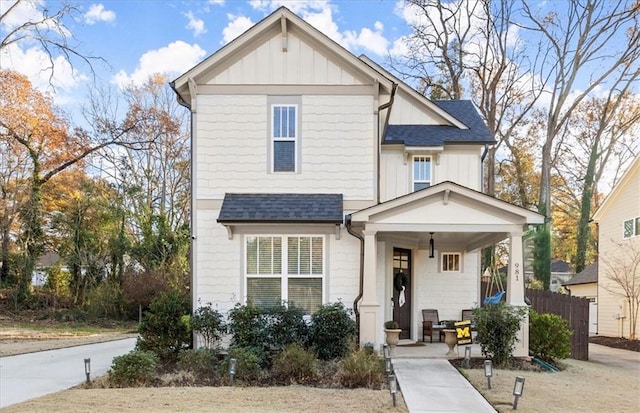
xmin=222 ymin=14 xmax=254 ymax=44
xmin=84 ymin=4 xmax=116 ymax=25
xmin=208 ymin=0 xmax=225 ymax=5
xmin=0 ymin=42 xmax=82 ymax=92
xmin=185 ymin=11 xmax=207 ymax=37
xmin=112 ymin=41 xmax=207 ymax=88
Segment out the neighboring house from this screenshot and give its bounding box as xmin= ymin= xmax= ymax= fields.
xmin=593 ymin=155 xmax=640 ymax=339
xmin=524 ymin=259 xmax=574 ymax=292
xmin=171 ymin=7 xmax=545 ymax=354
xmin=32 ymin=251 xmax=63 ymax=287
xmin=564 ymin=262 xmax=598 ymax=336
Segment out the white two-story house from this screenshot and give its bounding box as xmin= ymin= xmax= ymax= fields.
xmin=171 ymin=7 xmax=544 ymax=355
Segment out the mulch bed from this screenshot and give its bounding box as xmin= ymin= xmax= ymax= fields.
xmin=589 ymin=335 xmax=640 ymax=352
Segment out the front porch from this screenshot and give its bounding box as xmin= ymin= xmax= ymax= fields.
xmin=390 ymin=339 xmax=485 ymax=360
xmin=346 ymin=181 xmax=545 ymax=358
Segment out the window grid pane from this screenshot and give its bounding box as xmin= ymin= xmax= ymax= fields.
xmin=312 ymin=237 xmax=323 ymax=274
xmin=246 ymin=236 xmax=257 ymax=274
xmin=624 ymin=219 xmax=633 ymax=238
xmin=442 ymin=253 xmax=461 ymax=272
xmin=288 ymin=278 xmax=322 ymax=314
xmin=413 ymin=156 xmax=431 ymax=192
xmin=247 ymin=278 xmax=281 ymax=308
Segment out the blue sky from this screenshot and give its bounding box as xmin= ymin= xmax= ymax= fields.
xmin=1 ymin=0 xmax=414 ymax=117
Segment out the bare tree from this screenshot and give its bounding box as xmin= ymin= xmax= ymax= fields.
xmin=0 ymin=0 xmax=104 ymax=85
xmin=555 ymin=94 xmax=640 ymax=272
xmin=518 ymin=0 xmax=640 ymax=286
xmin=601 ymin=241 xmax=640 ymax=339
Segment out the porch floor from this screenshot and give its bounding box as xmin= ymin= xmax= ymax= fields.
xmin=390 ymin=340 xmax=496 ymax=413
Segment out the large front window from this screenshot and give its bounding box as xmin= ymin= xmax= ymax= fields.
xmin=246 ymin=235 xmax=324 ymax=313
xmin=272 ymin=105 xmax=297 ymax=172
xmin=413 ymin=156 xmax=431 ymax=191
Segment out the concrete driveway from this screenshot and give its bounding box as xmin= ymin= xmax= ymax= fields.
xmin=0 ymin=337 xmax=136 ymax=408
xmin=589 ymin=342 xmax=640 ymax=372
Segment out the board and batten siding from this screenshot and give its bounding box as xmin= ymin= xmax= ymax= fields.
xmin=196 ymin=94 xmax=375 ymax=200
xmin=596 ymin=163 xmax=640 ymax=338
xmin=207 ymin=30 xmax=367 ymax=86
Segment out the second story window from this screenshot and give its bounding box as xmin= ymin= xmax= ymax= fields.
xmin=413 ymin=156 xmax=431 ymax=191
xmin=623 ymin=217 xmax=640 ymax=238
xmin=272 ymin=104 xmax=297 ymax=172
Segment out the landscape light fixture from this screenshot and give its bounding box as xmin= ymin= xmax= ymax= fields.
xmin=388 ymin=373 xmax=398 ymax=407
xmin=228 ymin=358 xmax=237 ymax=386
xmin=464 ymin=346 xmax=472 ymax=368
xmin=512 ymin=376 xmax=525 ymax=409
xmin=484 ymin=359 xmax=493 ymax=389
xmin=385 ymin=357 xmax=392 ymax=377
xmin=429 ymin=233 xmax=435 ymax=258
xmin=84 ymin=358 xmax=91 ymax=384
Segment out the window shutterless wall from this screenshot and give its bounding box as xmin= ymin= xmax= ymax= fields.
xmin=267 ymin=96 xmax=302 ymax=174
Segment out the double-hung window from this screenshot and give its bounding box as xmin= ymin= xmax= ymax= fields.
xmin=246 ymin=235 xmax=324 ymax=314
xmin=623 ymin=217 xmax=640 ymax=238
xmin=413 ymin=156 xmax=431 ymax=191
xmin=272 ymin=104 xmax=297 ymax=172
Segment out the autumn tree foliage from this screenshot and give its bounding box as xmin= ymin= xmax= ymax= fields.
xmin=0 ymin=70 xmax=153 ymax=303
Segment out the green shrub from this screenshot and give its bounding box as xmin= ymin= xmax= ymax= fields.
xmin=178 ymin=348 xmax=220 ymax=379
xmin=219 ymin=346 xmax=263 ymax=383
xmin=473 ymin=302 xmax=527 ymax=367
xmin=310 ymin=302 xmax=356 ymax=360
xmin=337 ymin=348 xmax=385 ymax=389
xmin=529 ymin=310 xmax=572 ymax=362
xmin=108 ymin=350 xmax=158 ymax=387
xmin=136 ymin=290 xmax=191 ymax=361
xmin=191 ymin=303 xmax=226 ymax=349
xmin=226 ymin=302 xmax=309 ymax=367
xmin=271 ymin=343 xmax=318 ymax=383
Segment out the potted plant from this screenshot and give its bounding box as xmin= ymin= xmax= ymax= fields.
xmin=442 ymin=320 xmax=458 ymax=356
xmin=384 ymin=320 xmax=402 ymax=348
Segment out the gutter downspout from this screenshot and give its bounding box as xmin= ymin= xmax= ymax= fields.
xmin=481 ymin=143 xmax=489 ymax=193
xmin=170 ymin=80 xmax=195 ymax=347
xmin=345 ymin=215 xmax=364 ymax=343
xmin=349 ymin=82 xmax=397 ymax=344
xmin=376 ymin=83 xmax=397 ymax=204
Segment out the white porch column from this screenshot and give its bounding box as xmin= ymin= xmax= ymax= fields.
xmin=359 ymin=229 xmax=379 ymax=346
xmin=507 ymin=230 xmax=529 ymax=357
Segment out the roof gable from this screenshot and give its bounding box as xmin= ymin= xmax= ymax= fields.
xmin=350 ymin=181 xmax=544 ymax=226
xmin=172 ymin=7 xmax=392 ymax=105
xmin=593 ymin=154 xmax=640 ymax=221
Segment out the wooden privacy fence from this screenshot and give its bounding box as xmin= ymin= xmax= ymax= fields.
xmin=481 ymin=282 xmax=590 ymax=360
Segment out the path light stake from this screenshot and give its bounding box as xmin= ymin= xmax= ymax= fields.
xmin=84 ymin=358 xmax=91 ymax=384
xmin=388 ymin=373 xmax=397 ymax=407
xmin=512 ymin=376 xmax=525 ymax=410
xmin=228 ymin=358 xmax=237 ymax=386
xmin=464 ymin=346 xmax=471 ymax=368
xmin=385 ymin=357 xmax=392 ymax=377
xmin=484 ymin=359 xmax=493 ymax=389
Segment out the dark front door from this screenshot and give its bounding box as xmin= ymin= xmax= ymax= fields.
xmin=393 ymin=248 xmax=411 ymax=339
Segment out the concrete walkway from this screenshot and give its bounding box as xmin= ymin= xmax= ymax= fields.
xmin=393 ymin=358 xmax=495 ymax=413
xmin=0 ymin=337 xmax=137 ymax=408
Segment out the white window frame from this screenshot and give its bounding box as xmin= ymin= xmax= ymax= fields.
xmin=245 ymin=234 xmax=325 ymax=313
xmin=413 ymin=155 xmax=432 ymax=191
xmin=623 ymin=217 xmax=640 ymax=239
xmin=271 ymin=104 xmax=298 ymax=173
xmin=441 ymin=252 xmax=462 ymax=272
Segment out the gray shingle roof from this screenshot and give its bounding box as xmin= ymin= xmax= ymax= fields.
xmin=218 ymin=193 xmax=343 ymax=223
xmin=564 ymin=262 xmax=598 ymax=286
xmin=383 ymin=100 xmax=495 ymax=147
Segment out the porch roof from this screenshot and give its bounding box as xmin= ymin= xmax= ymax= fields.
xmin=348 ymin=181 xmax=545 ymax=252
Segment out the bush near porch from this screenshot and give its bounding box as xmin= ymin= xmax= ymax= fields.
xmin=107 ymin=294 xmax=384 ymax=389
